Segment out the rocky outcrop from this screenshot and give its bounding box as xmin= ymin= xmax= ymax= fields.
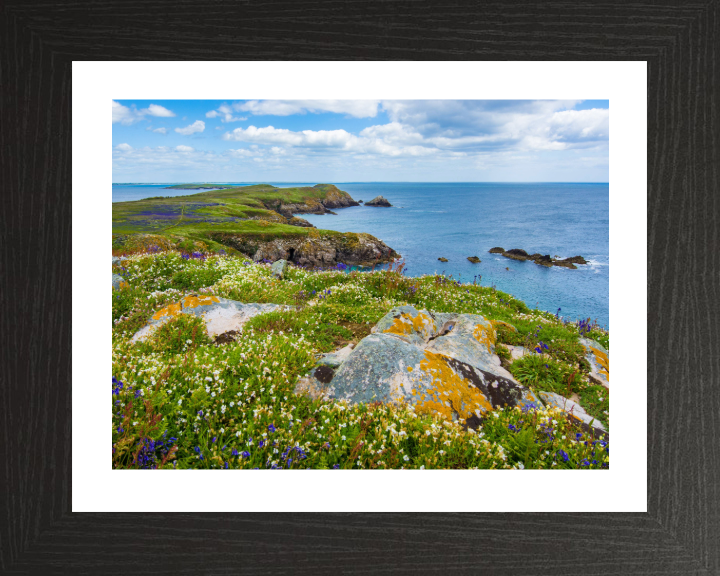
xmin=295 ymin=306 xmax=542 ymax=429
xmin=271 ymin=259 xmax=288 ymax=279
xmin=251 ymin=232 xmax=399 ymax=268
xmin=131 ymin=295 xmax=288 ymax=342
xmin=365 ymin=196 xmax=392 ymax=207
xmin=580 ymin=337 xmax=609 ymax=388
xmin=287 ymin=217 xmax=315 ymax=228
xmin=538 ymin=391 xmax=607 ymax=437
xmin=490 ymin=247 xmax=588 ymax=269
xmin=467 ymin=256 xmax=481 ymax=263
xmin=266 ymin=185 xmax=359 ymax=218
xmin=438 ymin=257 xmax=448 ymax=262
xmin=112 ymin=273 xmax=128 ymax=290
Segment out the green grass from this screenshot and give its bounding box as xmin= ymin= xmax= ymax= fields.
xmin=112 ymin=249 xmax=610 ymax=470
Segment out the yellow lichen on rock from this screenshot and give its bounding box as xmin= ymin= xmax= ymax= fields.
xmin=473 ymin=323 xmax=496 ymax=350
xmin=589 ymin=346 xmax=610 ymax=381
xmin=414 ymin=350 xmax=493 ymax=422
xmin=383 ymin=312 xmax=434 ymax=340
xmin=152 ymin=302 xmax=182 ymax=321
xmin=182 ymin=295 xmax=220 ymax=309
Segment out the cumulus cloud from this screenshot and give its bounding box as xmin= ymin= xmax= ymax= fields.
xmin=112 ymin=101 xmax=176 ymax=124
xmin=232 ymin=100 xmax=381 ymax=118
xmin=206 ymin=103 xmax=247 ymax=123
xmin=112 ymin=101 xmax=136 ymax=125
xmin=175 ymin=145 xmax=194 ymax=152
xmin=115 ymin=143 xmax=133 ymax=151
xmin=153 ymin=127 xmax=168 ymax=134
xmin=142 ymin=104 xmax=175 ymax=117
xmin=175 ymin=120 xmax=205 ymax=135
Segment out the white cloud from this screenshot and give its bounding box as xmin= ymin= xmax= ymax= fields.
xmin=153 ymin=127 xmax=168 ymax=134
xmin=113 ymin=101 xmax=176 ymax=124
xmin=175 ymin=120 xmax=205 ymax=135
xmin=112 ymin=101 xmax=136 ymax=125
xmin=206 ymin=103 xmax=247 ymax=122
xmin=235 ymin=100 xmax=380 ymax=118
xmin=175 ymin=145 xmax=194 ymax=152
xmin=115 ymin=143 xmax=132 ymax=151
xmin=142 ymin=104 xmax=175 ymax=117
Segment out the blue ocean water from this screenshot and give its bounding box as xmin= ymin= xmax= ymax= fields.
xmin=112 ymin=182 xmax=609 ymax=327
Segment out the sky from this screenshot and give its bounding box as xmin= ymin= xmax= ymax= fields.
xmin=112 ymin=100 xmax=609 ymax=183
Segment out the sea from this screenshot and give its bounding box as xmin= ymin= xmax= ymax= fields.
xmin=112 ymin=182 xmax=609 ymax=328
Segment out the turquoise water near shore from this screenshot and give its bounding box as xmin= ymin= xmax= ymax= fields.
xmin=112 ymin=182 xmax=609 ymax=327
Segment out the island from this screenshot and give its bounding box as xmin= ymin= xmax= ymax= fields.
xmin=489 ymin=247 xmax=588 ymax=269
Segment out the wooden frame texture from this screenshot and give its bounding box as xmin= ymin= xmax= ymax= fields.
xmin=1 ymin=1 xmax=718 ymax=574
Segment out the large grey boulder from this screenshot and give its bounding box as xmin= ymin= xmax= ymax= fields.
xmin=301 ymin=305 xmax=542 ymax=428
xmin=131 ymin=295 xmax=288 ymax=342
xmin=579 ymin=337 xmax=609 ymax=388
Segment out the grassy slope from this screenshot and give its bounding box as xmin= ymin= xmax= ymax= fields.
xmin=112 ymin=184 xmax=356 ymax=249
xmin=111 ymin=250 xmax=610 ymax=470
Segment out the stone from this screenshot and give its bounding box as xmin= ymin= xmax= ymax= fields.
xmin=317 ymin=343 xmax=355 ymax=368
xmin=310 ymin=305 xmax=543 ymax=428
xmin=131 ymin=295 xmax=288 ymax=342
xmin=506 ymin=345 xmax=529 ymax=360
xmin=271 ymin=259 xmax=288 ymax=279
xmin=502 ymin=248 xmax=529 ymax=261
xmin=580 ymin=337 xmax=609 ymax=388
xmin=467 ymin=256 xmax=481 ymax=263
xmin=538 ymin=391 xmax=607 ymax=434
xmin=438 ymin=257 xmax=448 ymax=262
xmin=488 ymin=247 xmax=505 ymax=254
xmin=112 ymin=273 xmax=128 ymax=290
xmin=365 ymin=195 xmax=392 ymax=207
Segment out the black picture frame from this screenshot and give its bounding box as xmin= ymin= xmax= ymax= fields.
xmin=2 ymin=2 xmax=718 ymax=574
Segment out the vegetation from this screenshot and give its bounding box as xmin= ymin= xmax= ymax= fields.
xmin=112 ymin=247 xmax=609 ymax=470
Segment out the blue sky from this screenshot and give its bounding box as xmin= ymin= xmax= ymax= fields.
xmin=112 ymin=100 xmax=609 ymax=183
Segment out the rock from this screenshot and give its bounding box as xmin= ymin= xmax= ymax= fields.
xmin=307 ymin=305 xmax=542 ymax=429
xmin=365 ymin=196 xmax=392 ymax=207
xmin=251 ymin=233 xmax=399 ymax=268
xmin=580 ymin=337 xmax=609 ymax=388
xmin=112 ymin=273 xmax=128 ymax=290
xmin=438 ymin=257 xmax=448 ymax=262
xmin=358 ymin=200 xmax=363 ymax=204
xmin=131 ymin=296 xmax=288 ymax=342
xmin=506 ymin=345 xmax=529 ymax=360
xmin=287 ymin=217 xmax=315 ymax=228
xmin=502 ymin=249 xmax=529 ymax=261
xmin=271 ymin=259 xmax=288 ymax=279
xmin=317 ymin=343 xmax=355 ymax=368
xmin=538 ymin=391 xmax=607 ymax=435
xmin=498 ymin=248 xmax=588 ymax=269
xmin=467 ymin=256 xmax=481 ymax=263
xmin=488 ymin=247 xmax=505 ymax=254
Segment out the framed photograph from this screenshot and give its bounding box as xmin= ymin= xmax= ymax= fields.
xmin=3 ymin=3 xmax=718 ymax=574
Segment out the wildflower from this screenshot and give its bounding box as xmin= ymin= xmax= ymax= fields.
xmin=268 ymin=424 xmax=276 ymax=433
xmin=557 ymin=450 xmax=569 ymax=462
xmin=241 ymin=451 xmax=250 ymax=459
xmin=403 ymin=455 xmax=409 ymax=461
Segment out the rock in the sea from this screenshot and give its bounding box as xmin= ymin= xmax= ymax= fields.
xmin=488 ymin=247 xmax=505 ymax=254
xmin=538 ymin=391 xmax=607 ymax=435
xmin=580 ymin=337 xmax=609 ymax=388
xmin=438 ymin=257 xmax=448 ymax=262
xmin=131 ymin=295 xmax=287 ymax=342
xmin=301 ymin=305 xmax=542 ymax=428
xmin=112 ymin=273 xmax=128 ymax=290
xmin=271 ymin=259 xmax=288 ymax=279
xmin=502 ymin=248 xmax=529 ymax=261
xmin=365 ymin=196 xmax=392 ymax=207
xmin=467 ymin=256 xmax=481 ymax=263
